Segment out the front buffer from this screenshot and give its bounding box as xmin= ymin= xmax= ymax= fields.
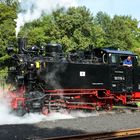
xmin=8 ymin=87 xmax=47 ymax=116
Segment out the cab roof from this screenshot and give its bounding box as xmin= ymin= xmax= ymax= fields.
xmin=101 ymin=48 xmax=136 ymax=56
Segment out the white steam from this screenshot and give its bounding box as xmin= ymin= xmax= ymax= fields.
xmin=0 ymin=88 xmax=73 ymax=125
xmin=16 ymin=0 xmax=78 ymax=37
xmin=0 ymin=90 xmax=98 ymax=125
xmin=0 ymin=89 xmax=101 ymax=125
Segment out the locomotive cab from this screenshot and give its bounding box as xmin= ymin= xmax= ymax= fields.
xmin=101 ymin=49 xmax=138 ymax=93
xmin=106 ymin=50 xmax=138 ymax=67
xmin=92 ymin=48 xmax=138 ymax=66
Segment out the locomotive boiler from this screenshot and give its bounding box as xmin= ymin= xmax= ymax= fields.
xmin=6 ymin=38 xmax=140 ymax=116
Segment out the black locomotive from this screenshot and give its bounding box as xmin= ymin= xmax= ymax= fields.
xmin=6 ymin=38 xmax=140 ymax=116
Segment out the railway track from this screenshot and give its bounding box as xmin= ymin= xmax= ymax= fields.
xmin=38 ymin=128 xmax=140 ymax=140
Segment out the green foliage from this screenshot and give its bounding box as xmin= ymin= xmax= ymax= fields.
xmin=95 ymin=12 xmax=140 ymax=50
xmin=20 ymin=6 xmax=105 ymax=51
xmin=107 ymin=15 xmax=139 ymax=50
xmin=19 ymin=7 xmax=140 ymax=54
xmin=0 ymin=3 xmax=17 ymax=72
xmin=0 ymin=3 xmax=17 ymax=80
xmin=0 ymin=67 xmax=8 ymax=79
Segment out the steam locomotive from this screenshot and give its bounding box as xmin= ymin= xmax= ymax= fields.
xmin=6 ymin=38 xmax=140 ymax=116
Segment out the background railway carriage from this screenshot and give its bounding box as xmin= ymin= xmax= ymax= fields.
xmin=6 ymin=38 xmax=140 ymax=116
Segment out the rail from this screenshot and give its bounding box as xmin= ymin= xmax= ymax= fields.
xmin=39 ymin=128 xmax=140 ymax=140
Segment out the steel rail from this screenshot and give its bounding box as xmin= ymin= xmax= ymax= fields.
xmin=38 ymin=128 xmax=140 ymax=140
xmin=113 ymin=105 xmax=140 ymax=110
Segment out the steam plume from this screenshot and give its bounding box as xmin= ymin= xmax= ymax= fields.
xmin=16 ymin=0 xmax=78 ymax=37
xmin=0 ymin=88 xmax=74 ymax=125
xmin=0 ymin=88 xmax=103 ymax=125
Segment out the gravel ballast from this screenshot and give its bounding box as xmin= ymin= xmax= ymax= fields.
xmin=0 ymin=111 xmax=140 ymax=140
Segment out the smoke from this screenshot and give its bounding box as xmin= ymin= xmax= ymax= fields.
xmin=15 ymin=0 xmax=78 ymax=37
xmin=0 ymin=88 xmax=75 ymax=125
xmin=0 ymin=89 xmax=73 ymax=125
xmin=0 ymin=88 xmax=98 ymax=125
xmin=45 ymin=63 xmax=67 ymax=89
xmin=0 ymin=89 xmax=109 ymax=125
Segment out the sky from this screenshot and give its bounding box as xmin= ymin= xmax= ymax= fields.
xmin=78 ymin=0 xmax=140 ymax=21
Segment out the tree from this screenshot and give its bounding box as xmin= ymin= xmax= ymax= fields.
xmin=95 ymin=11 xmax=111 ymax=47
xmin=95 ymin=11 xmax=111 ymax=31
xmin=0 ymin=3 xmax=17 ymax=72
xmin=20 ymin=6 xmax=105 ymax=52
xmin=19 ymin=15 xmax=54 ymax=46
xmin=53 ymin=6 xmax=95 ymax=51
xmin=19 ymin=7 xmax=140 ymax=54
xmin=107 ymin=15 xmax=140 ymax=50
xmin=95 ymin=12 xmax=140 ymax=50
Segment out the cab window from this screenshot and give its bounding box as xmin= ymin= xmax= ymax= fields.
xmin=110 ymin=54 xmax=119 ymax=64
xmin=120 ymin=55 xmax=133 ymax=66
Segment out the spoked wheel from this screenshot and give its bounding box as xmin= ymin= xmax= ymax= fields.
xmin=42 ymin=106 xmax=49 ymax=115
xmin=13 ymin=107 xmax=27 ymax=116
xmin=96 ymin=106 xmax=101 ymax=111
xmin=103 ymin=103 xmax=113 ymax=112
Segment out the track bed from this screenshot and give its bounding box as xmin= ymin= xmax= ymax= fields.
xmin=0 ymin=110 xmax=140 ymax=140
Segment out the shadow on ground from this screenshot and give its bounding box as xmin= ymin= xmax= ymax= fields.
xmin=0 ymin=124 xmax=85 ymax=140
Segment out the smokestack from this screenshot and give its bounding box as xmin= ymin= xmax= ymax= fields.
xmin=18 ymin=38 xmax=27 ymax=54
